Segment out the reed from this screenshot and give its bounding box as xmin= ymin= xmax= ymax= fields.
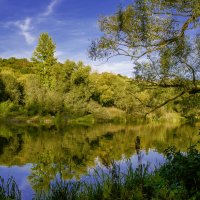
xmin=0 ymin=176 xmax=21 ymax=200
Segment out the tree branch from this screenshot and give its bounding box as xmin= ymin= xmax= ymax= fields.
xmin=145 ymin=90 xmax=185 ymax=117
xmin=153 ymin=12 xmax=192 ymax=17
xmin=180 ymin=59 xmax=197 ymax=88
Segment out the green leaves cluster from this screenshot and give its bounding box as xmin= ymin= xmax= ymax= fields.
xmin=0 ymin=30 xmax=199 ymax=120
xmin=89 ymin=0 xmax=200 ymax=116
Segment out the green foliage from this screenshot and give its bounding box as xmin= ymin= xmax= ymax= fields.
xmin=0 ymin=57 xmax=33 ymax=74
xmin=89 ymin=0 xmax=200 ymax=115
xmin=160 ymin=144 xmax=200 ymax=197
xmin=0 ymin=176 xmax=21 ymax=200
xmin=0 ymin=27 xmax=199 ymax=121
xmin=23 ymin=74 xmax=63 ymax=116
xmin=0 ymin=78 xmax=7 ymax=102
xmin=32 ymin=33 xmax=57 ymax=88
xmin=64 ymin=84 xmax=91 ymax=117
xmin=32 ymin=33 xmax=57 ymax=65
xmin=0 ymin=101 xmax=15 ymax=117
xmin=70 ymin=61 xmax=91 ymax=85
xmin=0 ymin=54 xmax=197 ymax=121
xmin=0 ymin=70 xmax=23 ymax=104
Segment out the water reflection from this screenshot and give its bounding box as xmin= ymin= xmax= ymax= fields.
xmin=0 ymin=122 xmax=199 ymax=199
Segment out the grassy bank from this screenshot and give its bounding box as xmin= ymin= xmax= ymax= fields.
xmin=1 ymin=144 xmax=200 ymax=200
xmin=0 ymin=103 xmax=195 ymax=127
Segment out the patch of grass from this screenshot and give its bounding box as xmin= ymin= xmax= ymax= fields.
xmin=68 ymin=114 xmax=95 ymax=126
xmin=0 ymin=176 xmax=21 ymax=200
xmin=34 ymin=179 xmax=81 ymax=200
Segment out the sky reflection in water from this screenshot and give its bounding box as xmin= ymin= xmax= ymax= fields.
xmin=0 ymin=122 xmax=199 ymax=199
xmin=0 ymin=150 xmax=165 ymax=200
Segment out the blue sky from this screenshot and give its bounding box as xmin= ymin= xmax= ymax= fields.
xmin=0 ymin=0 xmax=134 ymax=76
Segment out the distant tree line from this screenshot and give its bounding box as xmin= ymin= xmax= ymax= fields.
xmin=0 ymin=30 xmax=199 ymax=122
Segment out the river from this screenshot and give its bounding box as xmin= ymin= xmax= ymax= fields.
xmin=0 ymin=122 xmax=199 ymax=199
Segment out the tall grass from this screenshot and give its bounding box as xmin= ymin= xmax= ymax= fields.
xmin=0 ymin=176 xmax=21 ymax=200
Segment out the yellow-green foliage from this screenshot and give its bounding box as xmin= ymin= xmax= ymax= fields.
xmin=23 ymin=74 xmax=63 ymax=115
xmin=0 ymin=70 xmax=22 ymax=104
xmin=0 ymin=101 xmax=15 ymax=117
xmin=0 ymin=53 xmax=199 ymax=121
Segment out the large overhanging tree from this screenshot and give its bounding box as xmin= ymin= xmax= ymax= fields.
xmin=89 ymin=0 xmax=200 ymax=116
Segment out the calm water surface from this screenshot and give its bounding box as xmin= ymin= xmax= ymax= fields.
xmin=0 ymin=122 xmax=199 ymax=199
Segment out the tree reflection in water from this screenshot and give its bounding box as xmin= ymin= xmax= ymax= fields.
xmin=0 ymin=122 xmax=199 ymax=193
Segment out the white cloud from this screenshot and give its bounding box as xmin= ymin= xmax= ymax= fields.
xmin=42 ymin=0 xmax=60 ymax=17
xmin=15 ymin=18 xmax=36 ymax=45
xmin=55 ymin=50 xmax=65 ymax=58
xmin=7 ymin=0 xmax=60 ymax=45
xmin=92 ymin=61 xmax=134 ymax=77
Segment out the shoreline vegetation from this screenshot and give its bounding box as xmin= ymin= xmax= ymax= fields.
xmin=0 ymin=33 xmax=199 ymax=126
xmin=1 ymin=144 xmax=200 ymax=200
xmin=0 ymin=113 xmax=197 ymax=127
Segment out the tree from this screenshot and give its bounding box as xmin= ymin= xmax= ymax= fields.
xmin=32 ymin=32 xmax=57 ymax=88
xmin=89 ymin=0 xmax=200 ymax=116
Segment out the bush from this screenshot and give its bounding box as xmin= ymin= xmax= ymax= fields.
xmin=0 ymin=101 xmax=15 ymax=117
xmin=0 ymin=71 xmax=23 ymax=104
xmin=159 ymin=144 xmax=200 ymax=198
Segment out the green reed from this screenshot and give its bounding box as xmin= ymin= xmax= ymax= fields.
xmin=0 ymin=176 xmax=21 ymax=200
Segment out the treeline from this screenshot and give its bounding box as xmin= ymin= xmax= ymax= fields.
xmin=0 ymin=57 xmax=198 ymax=123
xmin=0 ymin=56 xmax=185 ymax=123
xmin=0 ymin=33 xmax=199 ymax=123
xmin=0 ymin=56 xmax=137 ymax=121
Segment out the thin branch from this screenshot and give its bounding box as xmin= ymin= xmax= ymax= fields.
xmin=132 ymin=94 xmax=152 ymax=108
xmin=154 ymin=15 xmax=199 ymax=47
xmin=145 ymin=90 xmax=185 ymax=117
xmin=115 ymin=47 xmax=132 ymax=57
xmin=153 ymin=12 xmax=192 ymax=17
xmin=180 ymin=59 xmax=197 ymax=88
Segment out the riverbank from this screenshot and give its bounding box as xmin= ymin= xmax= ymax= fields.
xmin=0 ymin=110 xmax=196 ymax=127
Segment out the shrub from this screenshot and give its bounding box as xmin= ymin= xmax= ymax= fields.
xmin=0 ymin=101 xmax=15 ymax=117
xmin=159 ymin=144 xmax=200 ymax=198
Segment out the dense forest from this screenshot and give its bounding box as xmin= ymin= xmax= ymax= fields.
xmin=1 ymin=0 xmax=200 ymax=124
xmin=0 ymin=32 xmax=199 ymax=124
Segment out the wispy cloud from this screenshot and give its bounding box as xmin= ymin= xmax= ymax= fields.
xmin=14 ymin=18 xmax=35 ymax=45
xmin=7 ymin=0 xmax=60 ymax=45
xmin=42 ymin=0 xmax=60 ymax=17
